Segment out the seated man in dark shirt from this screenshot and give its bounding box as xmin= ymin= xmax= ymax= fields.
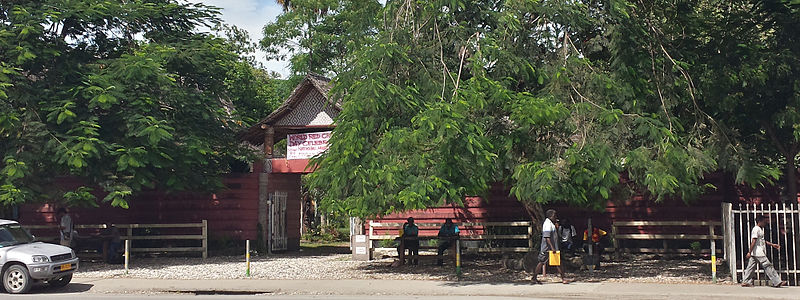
xmin=436 ymin=218 xmax=460 ymax=266
xmin=100 ymin=223 xmax=123 ymax=263
xmin=402 ymin=217 xmax=420 ymax=265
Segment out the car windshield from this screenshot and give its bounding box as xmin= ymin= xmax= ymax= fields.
xmin=0 ymin=224 xmax=34 ymax=247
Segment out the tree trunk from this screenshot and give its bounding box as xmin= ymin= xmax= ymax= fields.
xmin=522 ymin=201 xmax=545 ymax=237
xmin=786 ymin=157 xmax=797 ymax=203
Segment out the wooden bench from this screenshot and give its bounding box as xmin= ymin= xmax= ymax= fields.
xmin=611 ymin=221 xmax=723 ymax=254
xmin=368 ymin=221 xmax=534 ymax=262
xmin=23 ymin=220 xmax=208 ymax=259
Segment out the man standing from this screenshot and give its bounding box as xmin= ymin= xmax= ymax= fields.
xmin=56 ymin=208 xmax=73 ymax=247
xmin=558 ymin=218 xmax=577 ymax=255
xmin=532 ymin=209 xmax=568 ymax=284
xmin=741 ymin=215 xmax=787 ymax=287
xmin=403 ymin=217 xmax=420 ymax=265
xmin=436 ymin=218 xmax=460 ymax=266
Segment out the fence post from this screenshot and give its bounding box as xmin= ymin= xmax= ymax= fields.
xmin=456 ymin=239 xmax=462 ymax=279
xmin=528 ymin=221 xmax=534 ymax=251
xmin=710 ymin=224 xmax=717 ymax=283
xmin=245 ymin=240 xmax=251 ymax=277
xmin=611 ymin=221 xmax=618 ymax=254
xmin=722 ymin=202 xmax=737 ymax=283
xmin=124 ymin=239 xmax=130 ymax=275
xmin=201 ymin=219 xmax=208 ymax=259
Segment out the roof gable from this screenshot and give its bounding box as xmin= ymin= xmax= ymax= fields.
xmin=274 ymin=88 xmax=338 ymax=127
xmin=261 ymin=73 xmax=335 ymax=126
xmin=240 ymin=73 xmax=337 ymax=145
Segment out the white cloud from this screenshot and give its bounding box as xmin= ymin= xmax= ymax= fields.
xmin=195 ymin=0 xmax=290 ymax=77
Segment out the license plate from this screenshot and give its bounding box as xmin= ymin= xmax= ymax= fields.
xmin=59 ymin=264 xmax=71 ymax=271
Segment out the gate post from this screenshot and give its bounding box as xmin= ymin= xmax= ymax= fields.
xmin=722 ymin=202 xmax=737 ymax=283
xmin=258 ymin=172 xmax=270 ymax=252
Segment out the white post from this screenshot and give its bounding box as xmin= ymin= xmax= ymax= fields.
xmin=722 ymin=202 xmax=737 ymax=283
xmin=710 ymin=225 xmax=716 ymax=283
xmin=124 ymin=239 xmax=130 ymax=275
xmin=246 ymin=240 xmax=251 ymax=277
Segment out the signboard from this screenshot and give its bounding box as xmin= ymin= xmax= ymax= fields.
xmin=287 ymin=131 xmax=332 ymax=160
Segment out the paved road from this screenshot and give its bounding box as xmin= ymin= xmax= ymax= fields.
xmin=0 ymin=278 xmax=796 ymax=299
xmin=3 ymin=295 xmax=541 ymax=300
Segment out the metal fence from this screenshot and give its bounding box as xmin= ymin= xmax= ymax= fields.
xmin=722 ymin=203 xmax=799 ymax=285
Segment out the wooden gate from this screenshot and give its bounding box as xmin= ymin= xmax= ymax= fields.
xmin=722 ymin=203 xmax=800 ymax=285
xmin=270 ymin=191 xmax=288 ymax=251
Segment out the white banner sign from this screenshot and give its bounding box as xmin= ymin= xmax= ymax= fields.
xmin=287 ymin=131 xmax=332 ymax=160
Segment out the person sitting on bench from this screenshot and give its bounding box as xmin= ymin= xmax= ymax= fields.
xmin=436 ymin=218 xmax=460 ymax=266
xmin=402 ymin=217 xmax=419 ymax=265
xmin=101 ymin=223 xmax=123 ymax=263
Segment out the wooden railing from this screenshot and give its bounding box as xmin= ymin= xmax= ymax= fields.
xmin=23 ymin=220 xmax=208 ymax=259
xmin=611 ymin=220 xmax=722 ymax=254
xmin=368 ymin=221 xmax=533 ymax=255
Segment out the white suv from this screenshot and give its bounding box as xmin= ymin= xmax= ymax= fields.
xmin=0 ymin=219 xmax=79 ymax=294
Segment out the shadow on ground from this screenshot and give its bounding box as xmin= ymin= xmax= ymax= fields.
xmin=31 ymin=283 xmax=94 ymax=294
xmin=358 ymin=252 xmax=732 ymax=286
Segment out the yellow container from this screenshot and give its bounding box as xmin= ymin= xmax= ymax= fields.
xmin=548 ymin=250 xmax=561 ymax=266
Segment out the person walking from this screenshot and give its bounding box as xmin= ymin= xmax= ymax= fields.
xmin=741 ymin=215 xmax=787 ymax=287
xmin=532 ymin=209 xmax=568 ymax=284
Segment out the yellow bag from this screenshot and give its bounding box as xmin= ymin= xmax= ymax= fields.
xmin=548 ymin=251 xmax=561 ymax=266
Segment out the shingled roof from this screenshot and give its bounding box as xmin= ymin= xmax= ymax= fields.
xmin=240 ymin=73 xmax=337 ymax=145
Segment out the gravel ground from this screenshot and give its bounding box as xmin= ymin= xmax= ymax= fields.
xmin=73 ymin=246 xmax=732 ymax=284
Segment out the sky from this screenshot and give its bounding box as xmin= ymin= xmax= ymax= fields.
xmin=195 ymin=0 xmax=289 ymax=77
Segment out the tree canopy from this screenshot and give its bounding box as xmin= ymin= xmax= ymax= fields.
xmin=260 ymin=0 xmax=381 ymax=77
xmin=303 ymin=0 xmax=800 ymax=220
xmin=0 ymin=0 xmax=282 ymax=208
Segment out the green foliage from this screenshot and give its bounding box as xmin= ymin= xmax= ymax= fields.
xmin=306 ymin=0 xmax=720 ymax=219
xmin=0 ymin=1 xmax=280 ymax=207
xmin=302 ymin=224 xmax=348 ymax=242
xmin=260 ymin=0 xmax=382 ymax=76
xmin=690 ymin=241 xmax=702 ymax=251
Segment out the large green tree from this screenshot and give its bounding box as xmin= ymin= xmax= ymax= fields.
xmin=692 ymin=0 xmax=800 ymax=199
xmin=260 ymin=0 xmax=382 ymax=77
xmin=305 ymin=0 xmax=716 ymax=224
xmin=0 ymin=0 xmax=278 ymax=208
xmin=607 ymin=0 xmax=800 ymax=199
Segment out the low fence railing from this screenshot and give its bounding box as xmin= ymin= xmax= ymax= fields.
xmin=368 ymin=221 xmax=533 ymax=256
xmin=23 ymin=220 xmax=208 ymax=259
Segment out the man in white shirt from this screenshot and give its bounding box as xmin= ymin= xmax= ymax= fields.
xmin=531 ymin=209 xmax=568 ymax=284
xmin=741 ymin=215 xmax=787 ymax=287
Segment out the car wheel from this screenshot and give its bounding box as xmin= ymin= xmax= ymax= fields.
xmin=48 ymin=274 xmax=72 ymax=289
xmin=3 ymin=264 xmax=32 ymax=294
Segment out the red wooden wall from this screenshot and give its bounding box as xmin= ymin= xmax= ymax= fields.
xmin=370 ymin=174 xmax=800 ymax=237
xmin=19 ymin=174 xmax=261 ymax=242
xmin=368 ymin=184 xmax=530 ymax=237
